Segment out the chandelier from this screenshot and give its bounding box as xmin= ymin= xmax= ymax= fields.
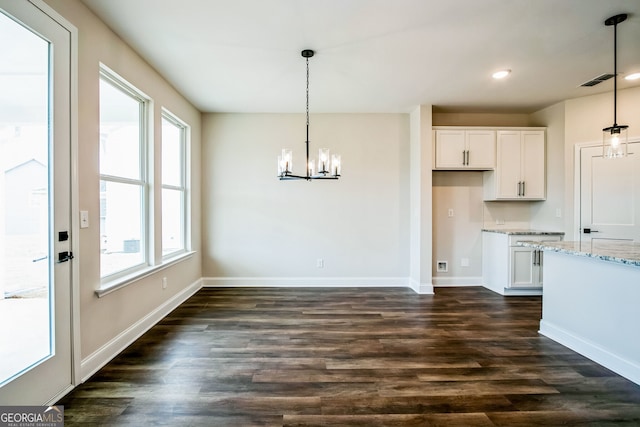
xmin=278 ymin=50 xmax=341 ymax=180
xmin=602 ymin=13 xmax=629 ymax=159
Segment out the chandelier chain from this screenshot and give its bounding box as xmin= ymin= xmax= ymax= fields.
xmin=306 ymin=57 xmax=310 ymax=128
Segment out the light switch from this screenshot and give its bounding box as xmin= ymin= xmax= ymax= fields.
xmin=80 ymin=210 xmax=89 ymax=228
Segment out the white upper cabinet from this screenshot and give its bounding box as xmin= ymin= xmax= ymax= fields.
xmin=483 ymin=129 xmax=546 ymax=200
xmin=434 ymin=129 xmax=495 ymax=170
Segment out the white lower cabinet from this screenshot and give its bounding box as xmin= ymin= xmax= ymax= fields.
xmin=510 ymin=246 xmax=544 ymax=288
xmin=482 ymin=231 xmax=563 ymax=296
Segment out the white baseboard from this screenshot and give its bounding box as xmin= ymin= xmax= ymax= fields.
xmin=203 ymin=276 xmax=410 ymax=288
xmin=80 ymin=278 xmax=203 ymax=382
xmin=539 ymin=320 xmax=640 ymax=386
xmin=408 ymin=278 xmax=434 ymax=294
xmin=432 ymin=276 xmax=482 ymax=287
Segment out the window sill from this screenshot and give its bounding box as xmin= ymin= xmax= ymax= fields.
xmin=95 ymin=251 xmax=196 ymax=298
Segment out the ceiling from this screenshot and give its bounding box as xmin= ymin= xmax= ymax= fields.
xmin=80 ymin=0 xmax=640 ymax=114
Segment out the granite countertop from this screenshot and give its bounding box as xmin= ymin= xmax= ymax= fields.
xmin=482 ymin=228 xmax=565 ymax=236
xmin=518 ymin=240 xmax=640 ymax=267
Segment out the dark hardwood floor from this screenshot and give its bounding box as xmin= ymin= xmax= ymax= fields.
xmin=58 ymin=287 xmax=640 ymax=426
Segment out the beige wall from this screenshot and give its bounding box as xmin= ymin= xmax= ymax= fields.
xmin=202 ymin=113 xmax=410 ymax=281
xmin=432 ymin=112 xmax=531 ymax=127
xmin=44 ymin=0 xmax=202 ymax=359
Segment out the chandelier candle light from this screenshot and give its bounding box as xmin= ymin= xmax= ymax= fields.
xmin=278 ymin=49 xmax=341 ymax=180
xmin=602 ymin=13 xmax=629 ymax=159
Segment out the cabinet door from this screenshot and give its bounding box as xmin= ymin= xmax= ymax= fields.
xmin=466 ymin=130 xmax=495 ymax=169
xmin=521 ymin=131 xmax=546 ymax=199
xmin=435 ymin=130 xmax=466 ymax=168
xmin=510 ymin=246 xmax=535 ymax=287
xmin=496 ymin=131 xmax=522 ymax=198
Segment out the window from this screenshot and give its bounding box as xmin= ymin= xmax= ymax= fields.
xmin=99 ymin=67 xmax=149 ymax=279
xmin=161 ymin=111 xmax=189 ymax=257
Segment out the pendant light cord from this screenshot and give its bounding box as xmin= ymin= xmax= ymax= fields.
xmin=613 ymin=19 xmax=618 ymax=126
xmin=305 ymin=56 xmax=310 ymax=176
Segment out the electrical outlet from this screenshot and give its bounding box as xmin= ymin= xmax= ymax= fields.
xmin=316 ymin=258 xmax=324 ymax=268
xmin=496 ymin=219 xmax=505 ymax=225
xmin=162 ymin=277 xmax=168 ymax=289
xmin=436 ymin=260 xmax=448 ymax=273
xmin=461 ymin=258 xmax=469 ymax=267
xmin=447 ymin=208 xmax=454 ymax=218
xmin=556 ymin=208 xmax=562 ymax=218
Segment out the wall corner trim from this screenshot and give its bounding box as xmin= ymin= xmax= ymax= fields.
xmin=408 ymin=279 xmax=434 ymax=295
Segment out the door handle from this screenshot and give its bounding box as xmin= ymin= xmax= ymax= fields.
xmin=583 ymin=228 xmax=599 ymax=234
xmin=57 ymin=251 xmax=74 ymax=263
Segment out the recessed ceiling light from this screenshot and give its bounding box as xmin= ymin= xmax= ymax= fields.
xmin=625 ymin=72 xmax=640 ymax=81
xmin=492 ymin=69 xmax=511 ymax=79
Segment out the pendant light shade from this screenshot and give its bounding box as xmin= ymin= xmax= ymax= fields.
xmin=602 ymin=13 xmax=629 ymax=159
xmin=278 ymin=50 xmax=341 ymax=180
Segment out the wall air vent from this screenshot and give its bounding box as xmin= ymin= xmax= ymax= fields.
xmin=581 ymin=73 xmax=615 ymax=87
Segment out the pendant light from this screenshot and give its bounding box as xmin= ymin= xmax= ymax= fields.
xmin=602 ymin=13 xmax=628 ymax=159
xmin=278 ymin=50 xmax=341 ymax=180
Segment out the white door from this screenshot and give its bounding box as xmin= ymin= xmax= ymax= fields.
xmin=580 ymin=143 xmax=640 ymax=242
xmin=0 ymin=0 xmax=74 ymax=404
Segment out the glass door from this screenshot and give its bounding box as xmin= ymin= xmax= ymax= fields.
xmin=0 ymin=0 xmax=73 ymax=404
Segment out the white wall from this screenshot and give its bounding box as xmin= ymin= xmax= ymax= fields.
xmin=432 ymin=171 xmax=483 ymax=284
xmin=44 ymin=0 xmax=202 ymax=361
xmin=202 ymin=113 xmax=410 ymax=284
xmin=530 ymin=101 xmax=566 ymax=232
xmin=409 ymin=105 xmax=433 ymax=293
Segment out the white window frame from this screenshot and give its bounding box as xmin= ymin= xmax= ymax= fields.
xmin=98 ymin=65 xmax=151 ymax=283
xmin=161 ymin=109 xmax=190 ymax=259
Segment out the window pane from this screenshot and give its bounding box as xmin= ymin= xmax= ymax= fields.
xmin=99 ymin=79 xmax=141 ymax=179
xmin=0 ymin=11 xmax=52 ymax=385
xmin=162 ymin=188 xmax=184 ymax=255
xmin=161 ymin=117 xmax=182 ymax=186
xmin=100 ymin=180 xmax=144 ymax=276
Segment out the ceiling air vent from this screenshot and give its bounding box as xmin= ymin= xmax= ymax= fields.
xmin=581 ymin=73 xmax=615 ymax=87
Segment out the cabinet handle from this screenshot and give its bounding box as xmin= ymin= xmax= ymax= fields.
xmin=522 ymin=181 xmax=525 ymax=197
xmin=462 ymin=150 xmax=466 ymax=166
xmin=517 ymin=181 xmax=522 ymax=196
xmin=466 ymin=150 xmax=470 ymax=166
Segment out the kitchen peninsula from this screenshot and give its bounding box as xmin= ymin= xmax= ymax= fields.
xmin=519 ymin=240 xmax=640 ymax=386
